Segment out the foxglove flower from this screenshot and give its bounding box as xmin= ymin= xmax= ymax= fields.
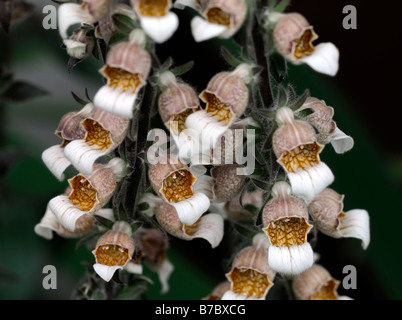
xmin=93 ymin=29 xmax=151 ymax=118
xmin=271 ymin=12 xmax=339 ymax=76
xmin=42 ymin=103 xmax=94 ymax=181
xmin=48 ymin=158 xmax=126 ymax=232
xmin=151 ymin=199 xmax=224 ymax=248
xmin=185 ymin=63 xmax=251 ymax=155
xmin=63 ymin=107 xmax=130 ymax=175
xmin=292 ymin=264 xmax=351 ymax=300
xmin=34 ymin=205 xmax=114 ymax=240
xmin=63 ymin=27 xmax=95 ymax=60
xmin=297 ymin=97 xmax=354 ymax=154
xmin=210 ymin=164 xmax=246 ymax=203
xmin=262 ymin=181 xmax=314 ymax=275
xmin=92 ymin=221 xmax=136 ymax=282
xmin=148 ymin=157 xmax=213 ymax=226
xmin=309 ymin=188 xmax=370 ymax=249
xmin=157 ymin=71 xmax=201 ymax=158
xmin=222 ymin=233 xmax=276 ymax=300
xmin=58 ymin=0 xmax=113 ymax=39
xmin=136 ymin=228 xmax=174 ymax=293
xmin=176 ymin=0 xmax=247 ymax=42
xmin=130 ymin=0 xmax=179 ymax=43
xmin=273 ymin=106 xmax=334 ymax=202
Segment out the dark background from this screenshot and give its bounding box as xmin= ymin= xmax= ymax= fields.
xmin=0 ymin=0 xmax=402 ymax=300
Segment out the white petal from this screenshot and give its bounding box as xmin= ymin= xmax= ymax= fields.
xmin=93 ymin=85 xmax=137 ymax=119
xmin=48 ymin=195 xmax=86 ymax=232
xmin=63 ymin=139 xmax=108 ymax=176
xmin=330 ymin=127 xmax=354 ymax=154
xmin=301 ymin=42 xmax=339 ymax=76
xmin=287 ymin=162 xmax=334 ymax=203
xmin=170 ymin=192 xmax=210 ymax=226
xmin=185 ymin=110 xmax=229 ymax=153
xmin=34 ymin=205 xmax=60 ymax=240
xmin=94 ymin=208 xmax=115 ymax=221
xmin=173 ymin=0 xmax=198 ymax=10
xmin=63 ymin=39 xmax=87 ymax=59
xmin=139 ymin=12 xmax=179 ymax=43
xmin=185 ymin=213 xmax=224 ymax=248
xmin=191 ymin=16 xmax=227 ymax=42
xmin=124 ymin=261 xmax=143 ymax=275
xmin=41 ymin=145 xmax=71 ymax=181
xmin=268 ymin=243 xmax=314 ymax=275
xmin=93 ymin=263 xmax=122 ymax=282
xmin=338 ymin=295 xmax=354 ymax=300
xmin=337 ymin=209 xmax=370 ymax=250
xmin=138 ymin=192 xmax=164 ymax=217
xmin=156 ymin=258 xmax=174 ymax=294
xmin=221 ymin=290 xmax=263 ymax=300
xmin=193 ymin=174 xmax=213 ymax=199
xmin=58 ymin=3 xmax=95 ymax=39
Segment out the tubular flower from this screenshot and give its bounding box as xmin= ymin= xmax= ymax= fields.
xmin=48 ymin=158 xmax=126 ymax=232
xmin=34 ymin=203 xmax=114 ymax=240
xmin=210 ymin=164 xmax=246 ymax=203
xmin=273 ymin=106 xmax=334 ymax=202
xmin=41 ymin=103 xmax=94 ymax=181
xmin=204 ymin=281 xmax=231 ymax=300
xmin=270 ymin=12 xmax=339 ymax=76
xmin=130 ymin=0 xmax=179 ymax=43
xmin=92 ymin=221 xmax=136 ymax=282
xmin=262 ymin=181 xmax=314 ymax=275
xmin=297 ymin=97 xmax=354 ymax=154
xmin=58 ymin=0 xmax=113 ymax=40
xmin=176 ymin=0 xmax=247 ymax=42
xmin=185 ymin=63 xmax=251 ymax=155
xmin=292 ymin=264 xmax=351 ymax=300
xmin=135 ymin=228 xmax=174 ymax=294
xmin=148 ymin=157 xmax=213 ymax=226
xmin=63 ymin=27 xmax=95 ymax=60
xmin=222 ymin=233 xmax=276 ymax=300
xmin=157 ymin=71 xmax=202 ymax=157
xmin=63 ymin=107 xmax=130 ymax=175
xmin=152 ymin=200 xmax=224 ymax=248
xmin=309 ymin=188 xmax=370 ymax=249
xmin=93 ymin=29 xmax=151 ymax=118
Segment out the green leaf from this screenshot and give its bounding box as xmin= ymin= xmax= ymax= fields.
xmin=170 ymin=61 xmax=194 ymax=76
xmin=274 ymin=0 xmax=291 ymax=13
xmin=112 ymin=13 xmax=135 ymax=35
xmin=269 ymin=52 xmax=288 ymax=83
xmin=221 ymin=46 xmax=243 ymax=67
xmin=2 ymin=81 xmax=47 ymax=102
xmin=71 ymin=91 xmax=89 ymax=106
xmin=276 ymin=84 xmax=288 ymax=108
xmin=287 ymin=89 xmax=310 ymax=111
xmin=94 ymin=214 xmax=115 ymax=229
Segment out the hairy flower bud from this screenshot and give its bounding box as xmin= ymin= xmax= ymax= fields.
xmin=262 ymin=181 xmax=314 ymax=275
xmin=222 ymin=233 xmax=276 ymax=300
xmin=211 ymin=164 xmax=246 ymax=202
xmin=272 ymin=12 xmax=339 ymax=76
xmin=309 ymin=188 xmax=370 ymax=249
xmin=94 ymin=29 xmax=151 ymax=118
xmin=92 ymin=221 xmax=135 ymax=282
xmin=273 ymin=107 xmax=334 ymax=202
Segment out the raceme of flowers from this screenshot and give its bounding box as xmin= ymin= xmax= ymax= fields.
xmin=34 ymin=0 xmax=370 ymax=300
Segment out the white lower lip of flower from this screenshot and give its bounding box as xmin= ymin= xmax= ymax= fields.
xmin=300 ymin=42 xmax=339 ymax=76
xmin=170 ymin=192 xmax=211 ymax=226
xmin=287 ymin=162 xmax=334 ymax=203
xmin=63 ymin=139 xmax=109 ymax=176
xmin=153 ymin=258 xmax=174 ymax=294
xmin=95 ymin=208 xmax=115 ymax=221
xmin=191 ymin=16 xmax=227 ymax=42
xmin=173 ymin=0 xmax=198 ymax=10
xmin=185 ymin=110 xmax=230 ymax=153
xmin=184 ymin=213 xmax=224 ymax=248
xmin=338 ymin=295 xmax=354 ymax=300
xmin=58 ymin=3 xmax=96 ymax=39
xmin=330 ymin=127 xmax=354 ymax=154
xmin=193 ymin=174 xmax=213 ymax=198
xmin=124 ymin=261 xmax=143 ymax=275
xmin=34 ymin=205 xmax=60 ymax=240
xmin=48 ymin=195 xmax=87 ymax=232
xmin=221 ymin=290 xmax=263 ymax=300
xmin=268 ymin=243 xmax=314 ymax=275
xmin=93 ymin=85 xmax=137 ymax=119
xmin=139 ymin=12 xmax=179 ymax=44
xmin=63 ymin=39 xmax=87 ymax=60
xmin=337 ymin=209 xmax=370 ymax=250
xmin=93 ymin=263 xmax=123 ymax=282
xmin=42 ymin=145 xmax=72 ymax=181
